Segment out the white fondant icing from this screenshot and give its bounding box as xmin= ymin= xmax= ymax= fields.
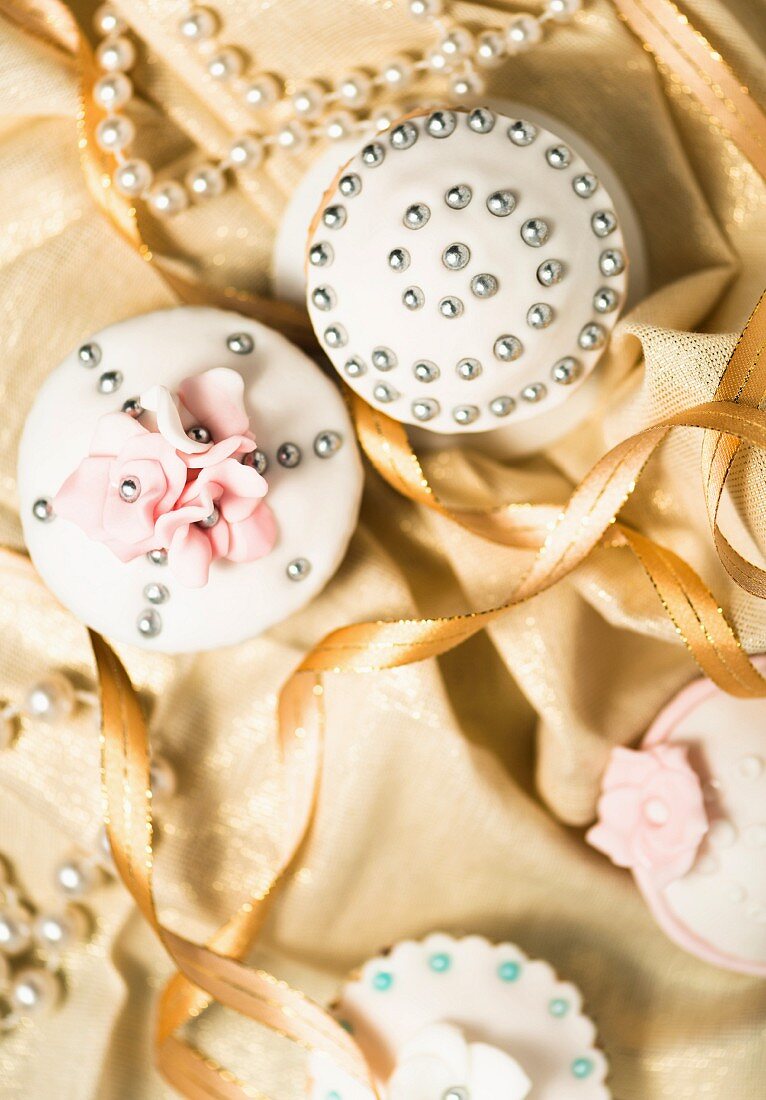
xmin=18 ymin=307 xmax=363 ymax=653
xmin=305 ymin=108 xmax=629 ymax=435
xmin=309 ymin=934 xmax=610 ymax=1099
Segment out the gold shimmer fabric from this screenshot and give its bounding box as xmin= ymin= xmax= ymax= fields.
xmin=0 ymin=1 xmax=766 ymax=1098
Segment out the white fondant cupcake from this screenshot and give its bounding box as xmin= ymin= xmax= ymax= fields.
xmin=18 ymin=307 xmax=363 ymax=652
xmin=587 ymin=658 xmax=766 ymax=974
xmin=309 ymin=934 xmax=611 ymax=1099
xmin=305 ymin=107 xmax=628 ymax=434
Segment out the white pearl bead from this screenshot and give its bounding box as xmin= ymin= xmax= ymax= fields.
xmin=243 ymin=74 xmax=282 ymax=109
xmin=178 ymin=6 xmax=219 ymax=41
xmin=228 ymin=134 xmax=264 ymax=169
xmin=96 ymin=36 xmax=136 ymax=73
xmin=93 ymin=72 xmax=132 ymax=111
xmin=408 ymin=0 xmax=443 ymax=18
xmin=113 ymin=158 xmax=153 ymax=197
xmin=149 ymin=754 xmax=177 ymax=806
xmin=335 ymin=70 xmax=373 ymax=110
xmin=0 ymin=710 xmax=16 ymax=751
xmin=426 ymin=47 xmax=451 ymax=73
xmin=0 ymin=905 xmax=33 ymax=956
xmin=54 ymin=857 xmax=99 ymax=899
xmin=476 ymin=30 xmax=507 ymax=67
xmin=185 ymin=162 xmax=226 ymax=200
xmin=371 ymin=107 xmax=396 ymax=132
xmin=324 ymin=110 xmax=356 ymax=141
xmin=33 ymin=908 xmax=88 ymax=954
xmin=440 ymin=28 xmax=474 ymax=59
xmin=380 ymin=56 xmax=415 ymax=91
xmin=93 ymin=3 xmax=127 ymax=36
xmin=95 ymin=113 xmax=135 ymax=153
xmin=507 ymin=14 xmax=543 ymax=51
xmin=275 ymin=120 xmax=310 ymax=153
xmin=547 ymin=0 xmax=583 ymax=19
xmin=11 ymin=968 xmax=60 ymax=1016
xmin=291 ymin=80 xmax=326 ymax=120
xmin=449 ymin=69 xmax=486 ymax=99
xmin=22 ymin=672 xmax=76 ymax=724
xmin=207 ymin=47 xmax=244 ymax=81
xmin=146 ymin=180 xmax=188 ymax=217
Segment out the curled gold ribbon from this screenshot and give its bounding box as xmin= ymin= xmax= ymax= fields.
xmin=5 ymin=0 xmax=765 ymax=1095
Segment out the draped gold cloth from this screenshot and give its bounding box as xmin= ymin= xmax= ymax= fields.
xmin=1 ymin=1 xmax=766 ymax=1098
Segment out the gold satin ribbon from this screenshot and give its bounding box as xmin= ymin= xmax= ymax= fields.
xmin=5 ymin=0 xmax=766 ymax=1096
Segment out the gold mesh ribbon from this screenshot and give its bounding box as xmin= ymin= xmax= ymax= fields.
xmin=6 ymin=0 xmax=765 ymax=1096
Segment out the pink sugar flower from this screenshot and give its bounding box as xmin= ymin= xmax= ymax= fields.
xmin=586 ymin=744 xmax=708 ymax=887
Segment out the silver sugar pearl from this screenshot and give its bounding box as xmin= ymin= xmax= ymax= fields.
xmin=520 ymin=218 xmax=549 ymax=247
xmin=390 ymin=121 xmax=419 ymax=149
xmin=456 ymin=357 xmax=482 ymax=380
xmin=198 ymin=506 xmax=219 ymax=529
xmin=599 ymin=248 xmax=625 ymax=276
xmin=573 ymin=173 xmax=599 ymax=197
xmin=403 ymin=286 xmax=425 ymax=310
xmin=388 ymin=247 xmax=410 ymax=272
xmin=32 ymin=498 xmax=54 ymax=522
xmin=361 ymin=142 xmax=385 ymax=167
xmin=344 ymin=356 xmax=366 ymax=378
xmin=403 ymin=203 xmax=431 ymax=229
xmin=412 ymin=398 xmax=440 ymax=421
xmin=137 ymin=608 xmax=162 ymax=638
xmin=324 ymin=324 xmax=348 ymax=348
xmin=78 ymin=342 xmax=101 ymax=367
xmin=413 ymin=360 xmax=440 ymax=382
xmin=287 ymin=558 xmax=311 ymax=581
xmin=594 ymin=286 xmax=620 ymax=313
xmin=486 ymin=189 xmax=516 ymax=217
xmin=591 ymin=209 xmax=617 ymax=237
xmin=452 ymin=404 xmax=479 ymax=425
xmin=122 ymin=397 xmax=143 ymax=417
xmin=314 ymin=430 xmax=342 ymax=458
xmin=471 ymin=273 xmax=498 ymax=298
xmin=445 ymin=183 xmax=472 ymax=209
xmin=277 ymin=442 xmax=302 ymax=467
xmin=118 ymin=476 xmax=141 ymax=502
xmin=243 ymin=448 xmax=268 ymax=474
xmin=323 ymin=205 xmax=347 ymax=230
xmin=545 ymin=144 xmax=571 ymax=168
xmin=537 ymin=259 xmax=564 ymax=286
xmin=372 ymin=346 xmax=397 ymax=371
xmin=147 ymin=548 xmax=168 ymax=565
xmin=438 ymin=296 xmax=463 ymax=319
xmin=227 ymin=332 xmax=254 ymax=354
xmin=426 ymin=109 xmax=457 ymax=138
xmin=551 ymin=356 xmax=582 ymax=385
xmin=579 ymin=322 xmax=607 ymax=349
xmin=467 ymin=107 xmax=495 ymax=133
xmin=490 ymin=395 xmax=515 ymax=417
xmin=187 ymin=426 xmax=211 ymax=444
xmin=442 ymin=1089 xmax=469 ymax=1100
xmin=442 ymin=242 xmax=471 ymax=270
xmin=521 ymin=382 xmax=547 ymax=403
xmin=493 ymin=335 xmax=523 ymax=362
xmin=373 ymin=382 xmax=399 ymax=403
xmin=144 ymin=582 xmax=169 ymax=605
xmin=309 ymin=241 xmax=334 ymax=267
xmin=527 ymin=302 xmax=554 ymax=328
xmin=98 ymin=370 xmax=123 ymax=394
xmin=508 ymin=119 xmax=538 ymax=146
xmin=339 ymin=173 xmax=362 ymax=197
xmin=312 ymin=285 xmax=337 ymax=311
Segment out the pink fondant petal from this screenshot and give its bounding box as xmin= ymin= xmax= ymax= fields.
xmin=603 ymin=746 xmax=660 ymax=787
xmin=89 ymin=412 xmax=148 ymax=456
xmin=198 ymin=459 xmax=268 ymax=521
xmin=207 ymin=517 xmax=230 ymax=559
xmin=179 ymin=367 xmax=251 ymax=440
xmin=168 ymin=524 xmax=213 ymax=588
xmin=185 ymin=435 xmax=255 ymax=469
xmin=226 ymin=503 xmax=277 ymax=562
xmin=54 ymin=456 xmax=111 ymax=541
xmin=586 ymin=822 xmax=634 ymax=868
xmin=154 ymin=498 xmax=211 ymax=547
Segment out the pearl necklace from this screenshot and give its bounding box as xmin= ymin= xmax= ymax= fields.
xmin=91 ymin=0 xmax=584 ymax=217
xmin=0 ymin=669 xmax=176 ymax=1028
